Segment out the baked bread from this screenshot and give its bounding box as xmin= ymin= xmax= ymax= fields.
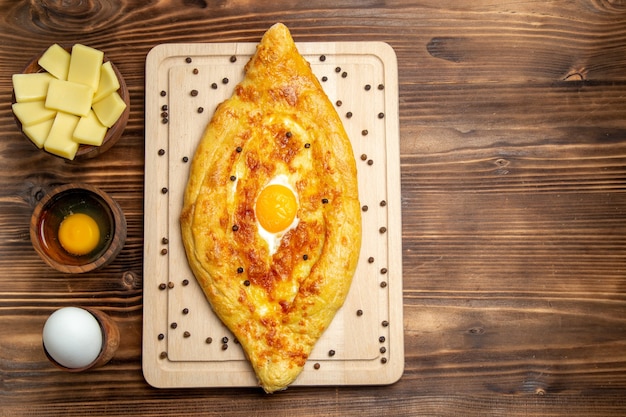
xmin=180 ymin=23 xmax=361 ymax=393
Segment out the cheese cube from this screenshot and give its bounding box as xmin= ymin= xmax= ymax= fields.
xmin=44 ymin=112 xmax=80 ymax=160
xmin=93 ymin=61 xmax=120 ymax=103
xmin=73 ymin=110 xmax=108 ymax=146
xmin=22 ymin=118 xmax=55 ymax=149
xmin=67 ymin=44 xmax=103 ymax=91
xmin=12 ymin=73 xmax=55 ymax=102
xmin=45 ymin=78 xmax=94 ymax=117
xmin=12 ymin=101 xmax=57 ymax=126
xmin=92 ymin=92 xmax=126 ymax=127
xmin=38 ymin=44 xmax=70 ymax=80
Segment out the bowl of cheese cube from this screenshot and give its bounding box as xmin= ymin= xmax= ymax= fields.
xmin=11 ymin=44 xmax=129 ymax=160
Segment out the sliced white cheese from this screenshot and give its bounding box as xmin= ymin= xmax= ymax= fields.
xmin=45 ymin=78 xmax=94 ymax=117
xmin=12 ymin=101 xmax=57 ymax=127
xmin=73 ymin=110 xmax=107 ymax=146
xmin=44 ymin=112 xmax=80 ymax=160
xmin=92 ymin=91 xmax=126 ymax=127
xmin=67 ymin=44 xmax=103 ymax=91
xmin=93 ymin=61 xmax=120 ymax=103
xmin=12 ymin=73 xmax=55 ymax=102
xmin=22 ymin=118 xmax=55 ymax=149
xmin=38 ymin=44 xmax=70 ymax=80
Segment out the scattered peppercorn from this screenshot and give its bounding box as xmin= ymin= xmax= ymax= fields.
xmin=182 ymin=156 xmax=189 ymax=163
xmin=319 ymin=55 xmax=326 ymax=62
xmin=380 ymin=347 xmax=387 ymax=353
xmin=222 ymin=344 xmax=228 ymax=351
xmin=364 ymin=84 xmax=371 ymax=91
xmin=230 ymin=55 xmax=237 ymax=63
xmin=346 ymin=112 xmax=353 ymax=118
xmin=328 ymin=350 xmax=336 ymax=357
xmin=378 ymin=112 xmax=385 ymax=119
xmin=161 ymin=187 xmax=168 ymax=194
xmin=183 ymin=331 xmax=191 ymax=338
xmin=161 ymin=248 xmax=168 ymax=255
xmin=170 ymin=322 xmax=177 ymax=329
xmin=360 ymin=154 xmax=367 ymax=161
xmin=185 ymin=57 xmax=192 ymax=63
xmin=285 ymin=131 xmax=292 ymax=138
xmin=236 ymin=146 xmax=242 ymax=153
xmin=193 ymin=68 xmax=199 ymax=74
xmin=167 ymin=282 xmax=175 ymax=289
xmin=206 ymin=337 xmax=213 ymax=344
xmin=222 ymin=77 xmax=229 ymax=84
xmin=381 ymin=268 xmax=388 ymax=274
xmin=211 ymin=83 xmax=218 ymax=89
xmin=161 ymin=118 xmax=168 ymax=124
xmin=159 ymin=283 xmax=167 ymax=290
xmin=159 ymin=351 xmax=167 ymax=359
xmin=362 ymin=205 xmax=369 ymax=212
xmin=161 ymin=104 xmax=168 ymax=111
xmin=158 ymin=333 xmax=165 ymax=340
xmin=182 ymin=308 xmax=189 ymax=315
xmin=304 ymin=143 xmax=311 ymax=149
xmin=335 ymin=67 xmax=341 ymax=73
xmin=379 ymin=227 xmax=387 ymax=234
xmin=380 ymin=200 xmax=387 ymax=207
xmin=160 ymin=90 xmax=166 ymax=96
xmin=379 ymin=336 xmax=386 ymax=343
xmin=158 ymin=149 xmax=165 ymax=156
xmin=243 ymin=280 xmax=250 ymax=286
xmin=230 ymin=175 xmax=237 ymax=181
xmin=382 ymin=320 xmax=389 ymax=327
xmin=197 ymin=107 xmax=204 ymax=113
xmin=378 ymin=84 xmax=385 ymax=90
xmin=314 ymin=363 xmax=321 ymax=369
xmin=367 ymin=159 xmax=374 ymax=165
xmin=222 ymin=337 xmax=229 ymax=344
xmin=162 ymin=237 xmax=169 ymax=244
xmin=381 ymin=358 xmax=388 ymax=364
xmin=190 ymin=89 xmax=198 ymax=97
xmin=161 ymin=111 xmax=168 ymax=118
xmin=356 ymin=309 xmax=363 ymax=316
xmin=321 ymin=76 xmax=328 ymax=82
xmin=322 ymin=198 xmax=329 ymax=204
xmin=362 ymin=129 xmax=368 ymax=136
xmin=232 ymin=225 xmax=239 ymax=232
xmin=336 ymin=100 xmax=342 ymax=107
xmin=380 ymin=281 xmax=388 ymax=288
xmin=237 ymin=267 xmax=244 ymax=273
xmin=368 ymin=257 xmax=375 ymax=263
xmin=303 ymin=254 xmax=309 ymax=260
xmin=182 ymin=279 xmax=189 ymax=286
xmin=341 ymin=71 xmax=347 ymax=78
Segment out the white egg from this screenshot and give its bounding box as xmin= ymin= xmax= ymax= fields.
xmin=256 ymin=174 xmax=300 ymax=255
xmin=43 ymin=307 xmax=103 ymax=369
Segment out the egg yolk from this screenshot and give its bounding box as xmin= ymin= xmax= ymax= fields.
xmin=57 ymin=213 xmax=100 ymax=256
xmin=255 ymin=184 xmax=298 ymax=233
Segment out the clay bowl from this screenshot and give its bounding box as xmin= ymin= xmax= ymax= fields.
xmin=43 ymin=307 xmax=120 ymax=372
xmin=12 ymin=44 xmax=130 ymax=160
xmin=30 ymin=183 xmax=127 ymax=274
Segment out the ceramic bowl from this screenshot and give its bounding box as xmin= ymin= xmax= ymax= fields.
xmin=12 ymin=44 xmax=130 ymax=160
xmin=30 ymin=183 xmax=127 ymax=273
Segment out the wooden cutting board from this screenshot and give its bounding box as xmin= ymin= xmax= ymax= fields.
xmin=142 ymin=40 xmax=403 ymax=389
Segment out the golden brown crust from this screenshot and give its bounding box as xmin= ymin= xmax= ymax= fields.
xmin=180 ymin=23 xmax=361 ymax=393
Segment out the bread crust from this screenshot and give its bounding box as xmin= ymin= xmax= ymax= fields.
xmin=180 ymin=23 xmax=361 ymax=393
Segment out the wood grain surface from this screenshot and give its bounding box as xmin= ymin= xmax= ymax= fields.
xmin=1 ymin=1 xmax=625 ymax=416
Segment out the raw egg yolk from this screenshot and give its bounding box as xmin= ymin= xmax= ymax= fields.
xmin=255 ymin=184 xmax=297 ymax=233
xmin=58 ymin=213 xmax=100 ymax=256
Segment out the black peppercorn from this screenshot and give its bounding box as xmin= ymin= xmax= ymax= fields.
xmin=237 ymin=267 xmax=244 ymax=273
xmin=185 ymin=57 xmax=192 ymax=63
xmin=232 ymin=225 xmax=239 ymax=232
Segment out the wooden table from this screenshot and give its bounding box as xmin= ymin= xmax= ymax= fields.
xmin=2 ymin=1 xmax=625 ymax=415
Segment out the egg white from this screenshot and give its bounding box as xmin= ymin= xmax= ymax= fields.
xmin=256 ymin=174 xmax=300 ymax=255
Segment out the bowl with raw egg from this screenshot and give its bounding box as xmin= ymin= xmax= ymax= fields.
xmin=30 ymin=183 xmax=127 ymax=274
xmin=11 ymin=43 xmax=130 ymax=160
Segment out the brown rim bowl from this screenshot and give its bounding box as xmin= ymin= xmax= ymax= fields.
xmin=30 ymin=183 xmax=127 ymax=274
xmin=12 ymin=44 xmax=130 ymax=160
